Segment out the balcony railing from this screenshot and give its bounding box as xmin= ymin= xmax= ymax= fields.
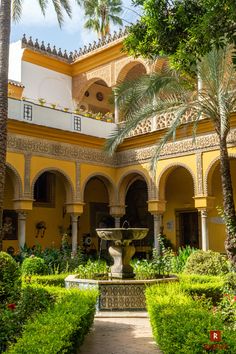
xmin=8 ymin=98 xmax=116 ymax=139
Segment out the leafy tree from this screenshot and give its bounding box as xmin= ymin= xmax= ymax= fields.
xmin=0 ymin=0 xmax=78 ymax=250
xmin=106 ymin=47 xmax=236 ymax=268
xmin=125 ymin=0 xmax=236 ymax=73
xmin=79 ymin=0 xmax=123 ymax=39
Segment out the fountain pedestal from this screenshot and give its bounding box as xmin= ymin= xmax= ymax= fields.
xmin=109 ymin=243 xmax=135 ymax=279
xmin=96 ymin=228 xmax=149 ymax=279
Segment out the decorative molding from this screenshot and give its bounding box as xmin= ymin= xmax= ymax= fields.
xmin=196 ymin=152 xmax=203 ymax=195
xmin=7 ymin=129 xmax=236 ymax=170
xmin=117 ymin=129 xmax=236 ymax=166
xmin=22 ymin=28 xmax=129 ymax=63
xmin=24 ymin=153 xmax=31 ymax=197
xmin=7 ymin=134 xmax=115 ymax=166
xmin=75 ymin=161 xmax=81 ymax=201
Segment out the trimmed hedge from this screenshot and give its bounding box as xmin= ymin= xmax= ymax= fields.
xmin=179 ymin=274 xmax=224 ymax=303
xmin=0 ymin=284 xmax=54 ymax=352
xmin=25 ymin=273 xmax=69 ymax=287
xmin=7 ymin=288 xmax=98 ymax=354
xmin=21 ymin=256 xmax=47 ymax=275
xmin=184 ymin=250 xmax=229 ymax=275
xmin=0 ymin=251 xmax=21 ymax=304
xmin=146 ymin=283 xmax=236 ymax=353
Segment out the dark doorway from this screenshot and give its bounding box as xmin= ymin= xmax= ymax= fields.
xmin=122 ymin=179 xmax=154 ymax=253
xmin=177 ymin=211 xmax=199 ymax=248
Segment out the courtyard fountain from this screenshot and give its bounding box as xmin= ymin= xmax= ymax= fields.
xmin=65 ymin=224 xmax=177 ymax=311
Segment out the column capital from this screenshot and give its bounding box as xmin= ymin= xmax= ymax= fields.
xmin=193 ymin=196 xmax=215 ymax=210
xmin=13 ymin=198 xmax=33 ymax=212
xmin=109 ymin=205 xmax=126 ymax=218
xmin=148 ymin=200 xmax=166 ymax=215
xmin=65 ymin=202 xmax=84 ymax=215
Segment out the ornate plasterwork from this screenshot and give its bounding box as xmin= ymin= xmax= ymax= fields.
xmin=117 ymin=129 xmax=236 ymax=166
xmin=7 ymin=129 xmax=236 ymax=168
xmin=7 ymin=134 xmax=115 ymax=166
xmin=196 ymin=153 xmax=203 ymax=195
xmin=24 ymin=153 xmax=31 ymax=197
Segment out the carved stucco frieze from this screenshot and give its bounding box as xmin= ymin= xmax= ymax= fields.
xmin=7 ymin=129 xmax=236 ymax=168
xmin=196 ymin=152 xmax=203 ymax=195
xmin=7 ymin=134 xmax=116 ymax=166
xmin=24 ymin=153 xmax=31 ymax=197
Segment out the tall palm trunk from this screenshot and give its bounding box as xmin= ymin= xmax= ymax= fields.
xmin=0 ymin=0 xmax=11 ymax=250
xmin=219 ymin=136 xmax=236 ymax=267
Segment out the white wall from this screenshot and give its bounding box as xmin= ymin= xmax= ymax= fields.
xmin=8 ymin=98 xmax=116 ymax=139
xmin=9 ymin=41 xmax=24 ymax=82
xmin=21 ymin=61 xmax=73 ymax=109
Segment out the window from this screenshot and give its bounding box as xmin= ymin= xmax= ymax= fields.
xmin=34 ymin=172 xmax=55 ymax=207
xmin=74 ymin=116 xmax=81 ymax=131
xmin=23 ymin=104 xmax=33 ymax=121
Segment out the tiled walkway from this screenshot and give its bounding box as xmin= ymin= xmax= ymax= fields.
xmin=78 ymin=312 xmax=162 ymax=354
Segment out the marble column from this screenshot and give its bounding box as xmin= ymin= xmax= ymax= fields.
xmin=71 ymin=214 xmax=79 ymax=256
xmin=201 ymin=210 xmax=208 ymax=251
xmin=153 ymin=214 xmax=162 ymax=254
xmin=18 ymin=212 xmax=27 ymax=248
xmin=114 ymin=217 xmax=120 ymax=228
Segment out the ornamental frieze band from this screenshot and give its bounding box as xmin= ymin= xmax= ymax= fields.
xmin=7 ymin=129 xmax=236 ymax=167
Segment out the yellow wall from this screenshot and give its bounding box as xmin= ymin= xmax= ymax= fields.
xmin=163 ymin=167 xmax=195 ymax=247
xmin=26 ymin=173 xmax=70 ymax=249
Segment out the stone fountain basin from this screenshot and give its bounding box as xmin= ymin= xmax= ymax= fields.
xmin=96 ymin=228 xmax=149 ymax=242
xmin=65 ymin=275 xmax=179 ymax=311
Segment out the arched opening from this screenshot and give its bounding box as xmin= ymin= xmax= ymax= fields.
xmin=121 ymin=179 xmax=153 ymax=257
xmin=207 ymin=158 xmax=236 ymax=252
xmin=76 ymin=79 xmax=113 ymax=120
xmin=117 ymin=61 xmax=147 ymax=84
xmin=2 ymin=166 xmax=23 ymax=253
xmin=81 ymin=176 xmax=114 ymax=256
xmin=28 ymin=170 xmax=70 ymax=249
xmin=163 ymin=166 xmax=197 ymax=249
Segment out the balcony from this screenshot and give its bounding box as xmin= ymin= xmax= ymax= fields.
xmin=8 ymin=98 xmax=116 ymax=139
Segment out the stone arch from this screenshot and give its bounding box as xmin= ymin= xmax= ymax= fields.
xmin=116 ymin=60 xmax=149 ymax=84
xmin=157 ymin=163 xmax=197 ymax=200
xmin=75 ymin=75 xmax=111 ymax=103
xmin=5 ymin=163 xmax=23 ymax=199
xmin=152 ymin=57 xmax=169 ymax=73
xmin=118 ymin=170 xmax=151 ymax=206
xmin=205 ymin=154 xmax=236 ymax=195
xmin=81 ymin=173 xmax=116 ymax=205
xmin=31 ymin=167 xmax=74 ymax=203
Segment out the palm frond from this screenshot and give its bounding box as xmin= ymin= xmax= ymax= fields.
xmin=12 ymin=0 xmax=23 ymax=22
xmin=37 ymin=0 xmax=49 ymax=16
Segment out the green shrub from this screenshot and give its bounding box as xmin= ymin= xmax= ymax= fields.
xmin=76 ymin=259 xmax=108 ymax=279
xmin=146 ymin=283 xmax=236 ymax=353
xmin=0 ymin=251 xmax=21 ymax=304
xmin=223 ymin=272 xmax=236 ymax=294
xmin=21 ymin=256 xmax=47 ymax=275
xmin=26 ymin=274 xmax=69 ymax=287
xmin=184 ymin=250 xmax=229 ymax=276
xmin=7 ymin=289 xmax=98 ymax=354
xmin=0 ymin=285 xmax=54 ymax=352
xmin=178 ymin=274 xmax=224 ymax=303
xmin=171 ymin=246 xmax=197 ymax=273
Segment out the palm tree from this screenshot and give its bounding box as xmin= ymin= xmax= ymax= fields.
xmin=0 ymin=0 xmax=77 ymax=250
xmin=106 ymin=46 xmax=236 ymax=268
xmin=80 ymin=0 xmax=123 ymax=39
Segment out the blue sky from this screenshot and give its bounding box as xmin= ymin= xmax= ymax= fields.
xmin=10 ymin=0 xmax=141 ymax=52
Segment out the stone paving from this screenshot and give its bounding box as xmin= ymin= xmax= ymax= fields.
xmin=78 ymin=312 xmax=162 ymax=354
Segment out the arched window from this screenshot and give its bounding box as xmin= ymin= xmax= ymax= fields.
xmin=34 ymin=172 xmax=55 ymax=207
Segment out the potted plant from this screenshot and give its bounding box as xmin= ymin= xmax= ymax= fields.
xmin=38 ymin=98 xmax=46 ymax=106
xmin=51 ymin=103 xmax=57 ymax=109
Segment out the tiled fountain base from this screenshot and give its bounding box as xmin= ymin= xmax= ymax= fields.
xmin=65 ymin=275 xmax=178 ymax=311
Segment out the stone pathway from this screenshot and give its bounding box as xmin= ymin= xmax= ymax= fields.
xmin=78 ymin=312 xmax=162 ymax=354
